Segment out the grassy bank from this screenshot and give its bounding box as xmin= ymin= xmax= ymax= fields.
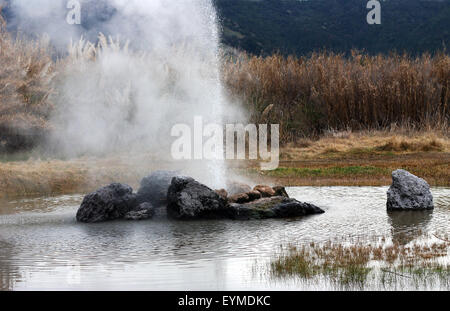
xmin=0 ymin=155 xmax=177 ymax=198
xmin=0 ymin=130 xmax=448 ymax=198
xmin=246 ymin=153 xmax=449 ymax=187
xmin=243 ymin=130 xmax=450 ymax=187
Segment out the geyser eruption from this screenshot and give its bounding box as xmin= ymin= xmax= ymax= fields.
xmin=6 ymin=0 xmax=230 ymax=188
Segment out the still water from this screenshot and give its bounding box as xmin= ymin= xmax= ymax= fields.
xmin=0 ymin=187 xmax=449 ymax=291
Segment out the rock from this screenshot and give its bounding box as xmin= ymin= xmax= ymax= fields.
xmin=124 ymin=203 xmax=155 ymax=220
xmin=124 ymin=202 xmax=155 ymax=220
xmin=226 ymin=182 xmax=252 ymax=196
xmin=124 ymin=209 xmax=154 ymax=220
xmin=167 ymin=176 xmax=230 ymax=220
xmin=253 ymin=185 xmax=276 ymax=197
xmin=230 ymin=196 xmax=324 ymax=220
xmin=215 ymin=189 xmax=228 ymax=199
xmin=76 ymin=183 xmax=138 ymax=223
xmin=272 ymin=200 xmax=324 ymax=218
xmin=273 ymin=186 xmax=289 ymax=198
xmin=247 ymin=190 xmax=262 ymax=201
xmin=229 ymin=193 xmax=251 ymax=204
xmin=137 ymin=170 xmax=179 ymax=206
xmin=387 ymin=169 xmax=434 ymax=210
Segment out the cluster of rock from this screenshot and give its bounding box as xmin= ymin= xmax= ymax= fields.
xmin=76 ymin=183 xmax=155 ymax=223
xmin=76 ymin=171 xmax=325 ymax=223
xmin=220 ymin=183 xmax=289 ymax=204
xmin=76 ymin=170 xmax=179 ymax=223
xmin=76 ymin=168 xmax=433 ymax=223
xmin=167 ymin=177 xmax=324 ymax=220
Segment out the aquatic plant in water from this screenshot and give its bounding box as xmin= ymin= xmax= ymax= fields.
xmin=269 ymin=233 xmax=450 ymax=289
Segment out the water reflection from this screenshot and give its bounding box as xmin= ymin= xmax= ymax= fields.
xmin=387 ymin=210 xmax=433 ymax=245
xmin=0 ymin=240 xmax=20 ymax=291
xmin=0 ymin=187 xmax=448 ymax=290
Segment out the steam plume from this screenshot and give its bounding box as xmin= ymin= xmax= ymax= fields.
xmin=5 ymin=0 xmax=237 ymax=188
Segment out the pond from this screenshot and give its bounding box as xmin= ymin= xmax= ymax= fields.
xmin=0 ymin=187 xmax=449 ymax=290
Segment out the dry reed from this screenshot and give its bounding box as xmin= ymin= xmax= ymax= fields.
xmin=0 ymin=15 xmax=55 ymax=152
xmin=223 ymin=51 xmax=450 ymax=143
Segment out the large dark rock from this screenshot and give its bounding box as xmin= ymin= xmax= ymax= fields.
xmin=230 ymin=197 xmax=325 ymax=220
xmin=76 ymin=183 xmax=138 ymax=223
xmin=167 ymin=176 xmax=229 ymax=220
xmin=387 ymin=169 xmax=434 ymax=211
xmin=137 ymin=170 xmax=179 ymax=206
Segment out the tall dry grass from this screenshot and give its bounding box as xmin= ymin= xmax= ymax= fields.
xmin=0 ymin=15 xmax=55 ymax=152
xmin=1 ymin=12 xmax=449 ymax=152
xmin=223 ymin=51 xmax=450 ymax=143
xmin=0 ymin=14 xmax=129 ymax=153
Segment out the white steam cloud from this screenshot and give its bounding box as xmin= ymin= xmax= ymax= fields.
xmin=5 ymin=0 xmax=244 ymax=188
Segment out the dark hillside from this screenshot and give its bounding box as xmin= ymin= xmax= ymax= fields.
xmin=215 ymin=0 xmax=450 ymax=55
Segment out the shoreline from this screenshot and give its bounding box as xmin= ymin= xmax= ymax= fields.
xmin=245 ymin=152 xmax=450 ymax=187
xmin=0 ymin=151 xmax=448 ymax=199
xmin=1 ymin=130 xmax=449 ymax=198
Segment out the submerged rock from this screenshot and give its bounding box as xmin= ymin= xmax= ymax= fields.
xmin=76 ymin=183 xmax=138 ymax=223
xmin=230 ymin=197 xmax=325 ymax=220
xmin=137 ymin=170 xmax=179 ymax=206
xmin=167 ymin=176 xmax=229 ymax=219
xmin=124 ymin=202 xmax=155 ymax=221
xmin=387 ymin=169 xmax=434 ymax=211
